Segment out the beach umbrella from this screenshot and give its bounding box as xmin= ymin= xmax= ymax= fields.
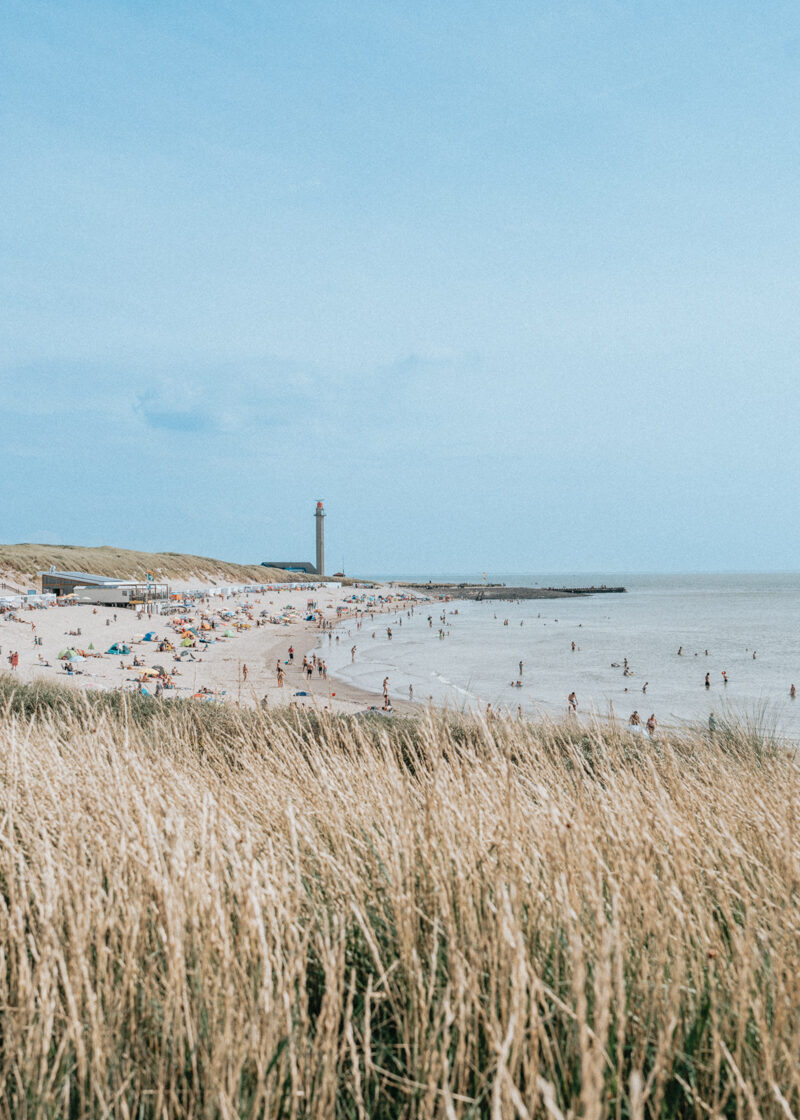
xmin=88 ymin=643 xmax=94 ymax=650
xmin=152 ymin=664 xmax=166 ymax=675
xmin=139 ymin=668 xmax=159 ymax=677
xmin=181 ymin=637 xmax=193 ymax=647
xmin=67 ymin=654 xmax=86 ymax=662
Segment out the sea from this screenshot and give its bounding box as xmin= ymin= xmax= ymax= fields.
xmin=319 ymin=573 xmax=800 ymax=738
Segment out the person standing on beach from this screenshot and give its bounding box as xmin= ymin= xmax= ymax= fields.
xmin=705 ymin=672 xmax=711 ymax=689
xmin=288 ymin=645 xmax=294 ymax=661
xmin=519 ymin=660 xmax=523 ymax=676
xmin=568 ymin=691 xmax=577 ymax=714
xmin=646 ymin=713 xmax=657 ymax=736
xmin=351 ymin=645 xmax=356 ymax=662
xmin=722 ymin=670 xmax=728 ymax=684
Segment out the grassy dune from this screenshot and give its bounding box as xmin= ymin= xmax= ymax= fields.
xmin=0 ymin=543 xmax=299 ymax=587
xmin=0 ymin=677 xmax=798 ymax=1117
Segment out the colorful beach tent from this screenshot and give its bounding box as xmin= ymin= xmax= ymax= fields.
xmin=223 ymin=628 xmax=235 ymax=637
xmin=107 ymin=643 xmax=131 ymax=655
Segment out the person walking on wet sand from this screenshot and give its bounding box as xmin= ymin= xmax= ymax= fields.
xmin=242 ymin=663 xmax=248 ymax=683
xmin=568 ymin=691 xmax=577 ymax=714
xmin=351 ymin=645 xmax=356 ymax=662
xmin=721 ymin=670 xmax=728 ymax=684
xmin=705 ymin=672 xmax=710 ymax=689
xmin=277 ymin=667 xmax=285 ymax=688
xmin=791 ymin=684 xmax=797 ymax=699
xmin=646 ymin=713 xmax=657 ymax=736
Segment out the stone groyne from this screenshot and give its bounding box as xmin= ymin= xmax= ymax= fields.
xmin=400 ymin=583 xmax=626 ymax=601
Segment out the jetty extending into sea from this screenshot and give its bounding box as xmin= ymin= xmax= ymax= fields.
xmin=400 ymin=582 xmax=626 ymax=601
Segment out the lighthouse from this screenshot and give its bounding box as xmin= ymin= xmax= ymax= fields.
xmin=315 ymin=501 xmax=325 ymax=576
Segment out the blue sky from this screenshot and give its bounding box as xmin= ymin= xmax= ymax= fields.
xmin=3 ymin=2 xmax=799 ymax=573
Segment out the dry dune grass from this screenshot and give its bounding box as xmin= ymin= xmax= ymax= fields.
xmin=0 ymin=543 xmax=298 ymax=587
xmin=0 ymin=677 xmax=798 ymax=1117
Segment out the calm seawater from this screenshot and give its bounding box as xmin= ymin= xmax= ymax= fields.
xmin=320 ymin=574 xmax=800 ymax=736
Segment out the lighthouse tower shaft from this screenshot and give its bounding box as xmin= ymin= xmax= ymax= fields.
xmin=315 ymin=501 xmax=325 ymax=577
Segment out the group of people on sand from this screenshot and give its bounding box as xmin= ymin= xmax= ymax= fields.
xmin=628 ymin=710 xmax=658 ymax=735
xmin=568 ymin=690 xmax=658 ymax=735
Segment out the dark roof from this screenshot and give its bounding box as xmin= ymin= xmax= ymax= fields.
xmin=39 ymin=571 xmax=132 ymax=586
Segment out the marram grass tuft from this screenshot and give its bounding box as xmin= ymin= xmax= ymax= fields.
xmin=0 ymin=675 xmax=797 ymax=1117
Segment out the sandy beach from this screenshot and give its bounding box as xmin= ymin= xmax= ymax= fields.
xmin=0 ymin=581 xmax=427 ymax=715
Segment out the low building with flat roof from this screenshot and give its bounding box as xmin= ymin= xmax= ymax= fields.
xmin=262 ymin=561 xmax=318 ymax=574
xmin=40 ymin=569 xmax=169 ymax=605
